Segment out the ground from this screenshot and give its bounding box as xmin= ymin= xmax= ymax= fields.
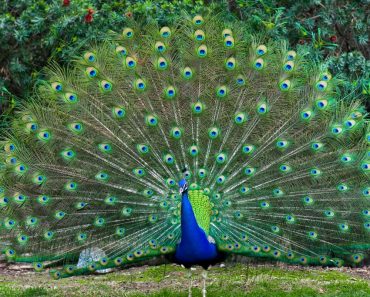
xmin=0 ymin=261 xmax=369 ymax=297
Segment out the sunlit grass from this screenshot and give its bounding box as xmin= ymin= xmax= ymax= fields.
xmin=0 ymin=263 xmax=369 ymax=296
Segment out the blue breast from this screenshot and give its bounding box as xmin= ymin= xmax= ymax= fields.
xmin=174 ymin=190 xmax=218 ymax=266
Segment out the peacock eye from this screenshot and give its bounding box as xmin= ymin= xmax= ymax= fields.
xmin=38 ymin=130 xmax=52 ymax=142
xmin=112 ymin=106 xmax=126 ymax=119
xmin=244 ymin=167 xmax=256 ymax=176
xmin=198 ymin=168 xmax=207 ymax=178
xmin=279 ymin=164 xmax=292 ymax=173
xmin=222 ymin=28 xmax=232 ymax=38
xmin=273 ymin=188 xmax=284 ymax=197
xmin=160 ymin=27 xmax=171 ymax=38
xmin=125 ymin=56 xmax=137 ymax=69
xmin=116 ymin=46 xmax=128 ymax=56
xmin=189 ymin=145 xmax=199 ymax=157
xmin=64 ymin=92 xmax=78 ymax=104
xmin=133 ymin=168 xmax=145 ymax=177
xmin=84 ymin=52 xmax=96 ymax=63
xmin=236 ymin=75 xmax=246 ymax=86
xmin=164 ymin=153 xmax=175 ymax=164
xmin=338 ymin=223 xmax=349 ymax=231
xmin=192 ymin=15 xmax=204 ymax=26
xmin=276 ymin=139 xmax=289 ymax=149
xmin=283 ymin=61 xmax=294 ymax=71
xmin=216 ymin=175 xmax=226 ymax=184
xmin=134 ymin=79 xmax=146 ymax=91
xmin=100 ymin=80 xmax=112 ymax=92
xmin=55 ymin=210 xmax=66 ymax=220
xmin=68 ymin=122 xmax=84 ymax=134
xmin=182 ymin=67 xmax=193 ymax=79
xmin=315 ymin=99 xmax=328 ymax=110
xmin=331 ymin=125 xmax=343 ymax=135
xmin=197 ymin=45 xmax=208 ymax=57
xmin=192 ymin=102 xmax=204 ymax=115
xmin=95 ymin=217 xmax=105 ymax=226
xmin=208 ymin=127 xmax=220 ymax=139
xmin=164 ymin=86 xmax=176 ymax=99
xmin=300 ymin=109 xmax=313 ymax=121
xmin=33 ymin=174 xmax=46 ymax=185
xmin=286 ymin=50 xmax=296 ymax=60
xmin=85 ymin=67 xmax=98 ymax=78
xmin=216 ymin=86 xmax=228 ymax=98
xmin=316 ymin=81 xmax=327 ymax=91
xmin=216 ymin=152 xmax=227 ymax=164
xmin=123 ymin=28 xmax=134 ymax=39
xmin=155 ymin=41 xmax=166 ymax=53
xmin=340 ymin=154 xmax=353 ymax=163
xmin=256 ymin=45 xmax=267 ymax=56
xmin=51 ymin=82 xmax=63 ymax=92
xmin=194 ymin=30 xmax=205 ymax=41
xmin=234 ymin=112 xmax=247 ymax=124
xmin=170 ymin=127 xmax=182 ymax=139
xmin=98 ymin=143 xmax=112 ymax=154
xmin=224 ymin=36 xmax=234 ymax=48
xmin=145 ymin=114 xmax=159 ymax=127
xmin=148 ymin=214 xmax=158 ymax=223
xmin=260 ymin=201 xmax=269 ymax=208
xmin=25 ymin=121 xmax=37 ymax=133
xmin=137 ymin=144 xmax=150 ymax=154
xmin=272 ymin=226 xmax=280 ymax=233
xmin=286 ymin=214 xmax=295 ymax=223
xmin=4 ymin=143 xmax=16 ymax=153
xmin=157 ymin=57 xmax=168 ymax=70
xmin=254 ymin=58 xmax=264 ymax=70
xmin=303 ymin=196 xmax=314 ymax=205
xmin=184 ymin=171 xmax=192 ymax=179
xmin=96 ymin=171 xmax=109 ymax=181
xmin=344 ymin=119 xmax=356 ymax=129
xmin=257 ymin=102 xmax=268 ymax=115
xmin=240 ymin=185 xmax=251 ymax=195
xmin=65 ymin=181 xmax=77 ymax=191
xmin=226 ymin=57 xmax=236 ymax=70
xmin=361 ymin=162 xmax=370 ymax=171
xmin=310 ymin=167 xmax=321 ymax=177
xmin=362 ymin=187 xmax=370 ymax=197
xmin=279 ymin=80 xmax=291 ymax=91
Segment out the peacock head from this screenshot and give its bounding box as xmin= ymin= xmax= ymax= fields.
xmin=178 ymin=167 xmax=189 ymax=194
xmin=178 ymin=178 xmax=188 ymax=194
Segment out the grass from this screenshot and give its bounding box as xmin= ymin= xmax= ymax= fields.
xmin=0 ymin=263 xmax=369 ymax=296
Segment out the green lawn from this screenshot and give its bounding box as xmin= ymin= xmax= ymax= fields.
xmin=0 ymin=263 xmax=369 ymax=297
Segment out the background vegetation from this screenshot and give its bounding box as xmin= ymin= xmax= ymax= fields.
xmin=0 ymin=0 xmax=369 ymax=125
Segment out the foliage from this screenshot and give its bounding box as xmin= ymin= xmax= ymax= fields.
xmin=0 ymin=0 xmax=369 ymax=115
xmin=233 ymin=0 xmax=370 ymax=99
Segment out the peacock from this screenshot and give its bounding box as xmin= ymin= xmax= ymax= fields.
xmin=0 ymin=13 xmax=369 ymax=294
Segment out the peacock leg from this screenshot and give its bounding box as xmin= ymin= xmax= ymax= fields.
xmin=187 ymin=269 xmax=192 ymax=297
xmin=202 ymin=270 xmax=207 ymax=297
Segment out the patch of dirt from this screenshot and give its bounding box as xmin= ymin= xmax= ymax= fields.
xmin=0 ymin=259 xmax=369 ymax=281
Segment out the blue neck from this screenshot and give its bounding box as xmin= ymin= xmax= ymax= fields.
xmin=174 ymin=190 xmax=218 ymax=266
xmin=180 ymin=192 xmax=202 ymax=243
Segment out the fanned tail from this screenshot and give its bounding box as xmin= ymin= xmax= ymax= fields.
xmin=0 ymin=14 xmax=369 ymax=278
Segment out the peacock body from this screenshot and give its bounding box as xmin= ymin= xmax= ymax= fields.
xmin=0 ymin=14 xmax=369 ymax=279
